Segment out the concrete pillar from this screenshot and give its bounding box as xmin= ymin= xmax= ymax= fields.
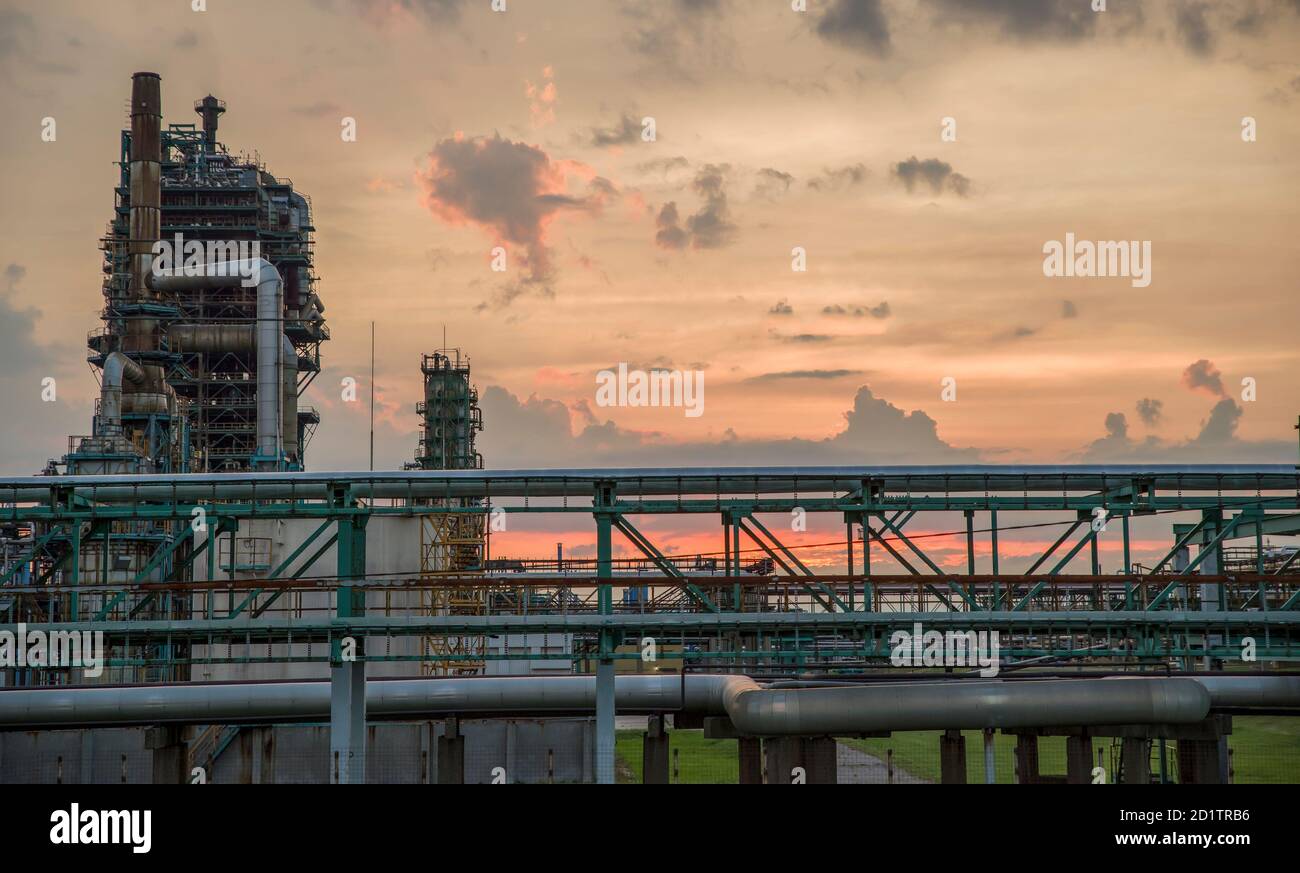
xmin=1122 ymin=737 xmax=1150 ymax=784
xmin=1065 ymin=735 xmax=1092 ymax=784
xmin=764 ymin=737 xmax=837 ymax=784
xmin=595 ymin=660 xmax=616 ymax=784
xmin=1177 ymin=738 xmax=1224 ymax=785
xmin=145 ymin=725 xmax=188 ymax=785
xmin=642 ymin=715 xmax=670 ymax=784
xmin=939 ymin=729 xmax=967 ymax=784
xmin=329 ymin=659 xmax=366 ymax=784
xmin=738 ymin=737 xmax=762 ymax=785
xmin=1014 ymin=734 xmax=1040 ymax=784
xmin=437 ymin=717 xmax=465 ymax=785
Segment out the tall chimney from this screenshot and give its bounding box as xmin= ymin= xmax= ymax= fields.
xmin=194 ymin=94 xmax=225 ymax=154
xmin=128 ymin=72 xmax=161 ymax=301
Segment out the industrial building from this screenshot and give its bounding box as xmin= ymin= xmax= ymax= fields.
xmin=1 ymin=73 xmax=1299 ymax=786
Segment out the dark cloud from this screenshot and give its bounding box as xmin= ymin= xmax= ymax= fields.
xmin=776 ymin=333 xmax=833 ymax=344
xmin=926 ymin=0 xmax=1100 ymax=42
xmin=892 ymin=156 xmax=971 ymax=197
xmin=1181 ymin=359 xmax=1226 ymax=397
xmin=806 ymin=163 xmax=869 ymax=192
xmin=0 ymin=264 xmax=52 ymax=372
xmin=754 ymin=167 xmax=795 ymax=198
xmin=417 ymin=134 xmax=597 ymax=291
xmin=815 ymin=0 xmax=892 ymax=57
xmin=654 ymin=164 xmax=737 ymax=250
xmin=1061 ymin=299 xmax=1078 ymax=318
xmin=637 ymin=156 xmax=690 ymax=176
xmin=174 ymin=30 xmax=199 ymax=49
xmin=1175 ymin=2 xmax=1215 ymax=56
xmin=479 ymin=383 xmax=976 ymax=467
xmin=747 ymin=370 xmax=862 ymax=382
xmin=621 ymin=0 xmax=732 ymax=79
xmin=822 ymin=302 xmax=890 ymax=318
xmin=589 ymin=113 xmax=644 ymax=147
xmin=1136 ymin=397 xmax=1163 ymax=426
xmin=769 ymin=298 xmax=794 ymax=315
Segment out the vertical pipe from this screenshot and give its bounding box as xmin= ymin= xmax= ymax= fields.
xmin=990 ymin=509 xmax=1000 ymax=608
xmin=595 ymin=507 xmax=614 ymax=785
xmin=1122 ymin=513 xmax=1133 ymax=609
xmin=983 ymin=728 xmax=996 ymax=784
xmin=846 ymin=518 xmax=854 ymax=611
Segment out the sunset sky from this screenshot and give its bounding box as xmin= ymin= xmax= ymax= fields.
xmin=1 ymin=0 xmax=1298 ymax=566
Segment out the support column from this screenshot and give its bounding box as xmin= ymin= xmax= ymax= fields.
xmin=642 ymin=714 xmax=670 ymax=784
xmin=145 ymin=725 xmax=188 ymax=784
xmin=330 ymin=510 xmax=368 ymax=785
xmin=1014 ymin=734 xmax=1039 ymax=784
xmin=1122 ymin=737 xmax=1150 ymax=784
xmin=594 ymin=482 xmax=616 ymax=785
xmin=1177 ymin=738 xmax=1225 ymax=785
xmin=738 ymin=737 xmax=763 ymax=784
xmin=983 ymin=728 xmax=996 ymax=784
xmin=764 ymin=737 xmax=837 ymax=784
xmin=939 ymin=729 xmax=967 ymax=784
xmin=1065 ymin=734 xmax=1092 ymax=784
xmin=437 ymin=717 xmax=464 ymax=784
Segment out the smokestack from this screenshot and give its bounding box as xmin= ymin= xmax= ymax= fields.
xmin=128 ymin=72 xmax=161 ymax=301
xmin=194 ymin=94 xmax=225 ymax=154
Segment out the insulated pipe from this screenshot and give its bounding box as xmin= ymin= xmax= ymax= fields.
xmin=0 ymin=675 xmax=1211 ymax=733
xmin=151 ymin=258 xmax=284 ymax=467
xmin=168 ymin=324 xmax=255 ymax=353
xmin=281 ymin=335 xmax=298 ymax=463
xmin=1188 ymin=675 xmax=1300 ymax=709
xmin=98 ymin=352 xmax=145 ymax=436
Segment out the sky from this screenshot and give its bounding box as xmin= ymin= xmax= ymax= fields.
xmin=1 ymin=0 xmax=1298 ymax=567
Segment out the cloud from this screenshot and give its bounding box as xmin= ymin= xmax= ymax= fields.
xmin=654 ymin=164 xmax=737 ymax=250
xmin=417 ymin=134 xmax=599 ymax=291
xmin=926 ymin=0 xmax=1101 ymax=42
xmin=1181 ymin=358 xmax=1226 ymax=397
xmin=747 ymin=370 xmax=862 ymax=382
xmin=294 ymin=101 xmax=343 ymax=118
xmin=174 ymin=30 xmax=199 ymax=49
xmin=754 ymin=167 xmax=795 ymax=198
xmin=814 ymin=0 xmax=892 ymax=57
xmin=823 ymin=302 xmax=890 ymax=319
xmin=892 ymin=156 xmax=971 ymax=197
xmin=1135 ymin=397 xmax=1163 ymax=426
xmin=479 ymin=383 xmax=977 ymax=467
xmin=0 ymin=264 xmax=53 ymax=372
xmin=769 ymin=298 xmax=793 ymax=315
xmin=352 ymin=0 xmax=466 ymax=24
xmin=589 ymin=112 xmax=642 ymax=147
xmin=621 ymin=0 xmax=733 ymax=80
xmin=1175 ymin=2 xmax=1215 ymax=56
xmin=524 ymin=66 xmax=557 ymax=127
xmin=1061 ymin=299 xmax=1078 ymax=318
xmin=806 ymin=163 xmax=869 ymax=192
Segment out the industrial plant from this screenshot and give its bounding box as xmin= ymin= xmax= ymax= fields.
xmin=1 ymin=61 xmax=1297 ymax=796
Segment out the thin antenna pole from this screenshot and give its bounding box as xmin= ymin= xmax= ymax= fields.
xmin=369 ymin=321 xmax=375 ymax=472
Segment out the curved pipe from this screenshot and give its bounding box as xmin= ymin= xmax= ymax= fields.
xmin=98 ymin=352 xmax=145 ymax=435
xmin=150 ymin=258 xmax=284 ymax=467
xmin=0 ymin=675 xmax=1210 ymax=734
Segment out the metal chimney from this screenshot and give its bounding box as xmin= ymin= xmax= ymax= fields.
xmin=194 ymin=94 xmax=225 ymax=154
xmin=128 ymin=72 xmax=161 ymax=301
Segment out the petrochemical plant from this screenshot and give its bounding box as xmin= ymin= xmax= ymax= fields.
xmin=0 ymin=72 xmax=1298 ymax=787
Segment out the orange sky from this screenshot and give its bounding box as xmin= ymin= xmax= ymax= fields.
xmin=1 ymin=1 xmax=1298 ymax=566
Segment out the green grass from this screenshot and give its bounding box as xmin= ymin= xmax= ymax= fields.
xmin=615 ymin=729 xmax=739 ymax=784
xmin=614 ymin=717 xmax=1300 ymax=783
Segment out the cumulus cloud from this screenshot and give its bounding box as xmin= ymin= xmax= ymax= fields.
xmin=769 ymin=298 xmax=794 ymax=315
xmin=806 ymin=163 xmax=869 ymax=192
xmin=892 ymin=156 xmax=972 ymax=197
xmin=814 ymin=0 xmax=892 ymax=57
xmin=1181 ymin=358 xmax=1226 ymax=397
xmin=822 ymin=302 xmax=890 ymax=319
xmin=417 ymin=134 xmax=600 ymax=294
xmin=654 ymin=164 xmax=737 ymax=250
xmin=589 ymin=113 xmax=643 ymax=147
xmin=754 ymin=167 xmax=795 ymax=198
xmin=479 ymin=383 xmax=976 ymax=467
xmin=1135 ymin=397 xmax=1163 ymax=426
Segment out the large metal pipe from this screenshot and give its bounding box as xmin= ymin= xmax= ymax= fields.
xmin=168 ymin=324 xmax=255 ymax=354
xmin=2 ymin=465 xmax=1296 ymax=505
xmin=128 ymin=72 xmax=161 ymax=303
xmin=281 ymin=335 xmax=298 ymax=463
xmin=151 ymin=258 xmax=284 ymax=467
xmin=1189 ymin=675 xmax=1300 ymax=709
xmin=0 ymin=675 xmax=1211 ymax=733
xmin=98 ymin=352 xmax=145 ymax=436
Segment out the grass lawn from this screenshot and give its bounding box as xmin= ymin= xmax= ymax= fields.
xmin=615 ymin=717 xmax=1300 ymax=784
